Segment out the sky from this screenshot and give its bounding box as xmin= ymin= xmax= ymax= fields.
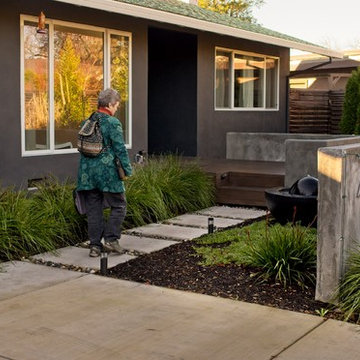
xmin=252 ymin=0 xmax=360 ymax=51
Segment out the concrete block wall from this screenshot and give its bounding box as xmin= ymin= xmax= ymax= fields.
xmin=316 ymin=144 xmax=360 ymax=302
xmin=226 ymin=132 xmax=360 ymax=186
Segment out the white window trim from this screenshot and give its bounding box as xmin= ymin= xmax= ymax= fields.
xmin=20 ymin=14 xmax=132 ymax=157
xmin=214 ymin=46 xmax=280 ymax=112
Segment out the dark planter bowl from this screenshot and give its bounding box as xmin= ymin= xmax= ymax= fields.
xmin=264 ymin=187 xmax=317 ymax=227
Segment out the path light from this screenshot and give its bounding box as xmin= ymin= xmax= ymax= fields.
xmin=100 ymin=251 xmax=108 ymax=275
xmin=208 ymin=217 xmax=214 ymax=234
xmin=37 ymin=11 xmax=46 ymax=34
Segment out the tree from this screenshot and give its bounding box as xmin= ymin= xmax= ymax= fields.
xmin=54 ymin=36 xmax=89 ymax=128
xmin=340 ymin=68 xmax=360 ymax=134
xmin=198 ymin=0 xmax=264 ymax=23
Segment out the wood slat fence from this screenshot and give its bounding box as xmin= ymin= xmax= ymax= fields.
xmin=289 ymin=89 xmax=344 ymax=134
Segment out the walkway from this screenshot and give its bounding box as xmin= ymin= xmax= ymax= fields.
xmin=1 ymin=206 xmax=359 ymax=360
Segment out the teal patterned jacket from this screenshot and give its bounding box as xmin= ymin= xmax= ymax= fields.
xmin=77 ymin=111 xmax=132 ymax=193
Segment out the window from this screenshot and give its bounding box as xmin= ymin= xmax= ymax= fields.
xmin=215 ymin=48 xmax=279 ymax=110
xmin=21 ymin=16 xmax=132 ymax=155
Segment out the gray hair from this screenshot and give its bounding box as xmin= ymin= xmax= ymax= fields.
xmin=97 ymin=88 xmax=121 ymax=108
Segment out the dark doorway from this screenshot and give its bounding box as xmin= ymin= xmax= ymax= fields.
xmin=148 ymin=27 xmax=197 ymax=156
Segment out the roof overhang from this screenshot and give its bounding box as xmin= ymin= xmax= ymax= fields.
xmin=53 ymin=0 xmax=343 ymax=58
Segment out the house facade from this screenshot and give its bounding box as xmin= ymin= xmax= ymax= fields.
xmin=1 ymin=0 xmax=341 ymax=188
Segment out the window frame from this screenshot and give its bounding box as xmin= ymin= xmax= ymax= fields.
xmin=20 ymin=14 xmax=132 ymax=157
xmin=214 ymin=47 xmax=280 ymax=112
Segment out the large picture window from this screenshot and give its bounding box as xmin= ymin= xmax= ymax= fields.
xmin=21 ymin=16 xmax=132 ymax=155
xmin=215 ymin=48 xmax=279 ymax=110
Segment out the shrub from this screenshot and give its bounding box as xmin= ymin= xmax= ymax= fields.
xmin=240 ymin=222 xmax=317 ymax=287
xmin=337 ymin=249 xmax=360 ymax=323
xmin=340 ymin=68 xmax=360 ymax=134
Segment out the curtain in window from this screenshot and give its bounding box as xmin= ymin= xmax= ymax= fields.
xmin=234 ymin=54 xmax=264 ymax=108
xmin=266 ymin=58 xmax=278 ymax=108
xmin=215 ymin=51 xmax=231 ymax=108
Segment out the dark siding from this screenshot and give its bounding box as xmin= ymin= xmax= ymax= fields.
xmin=197 ymin=33 xmax=289 ymax=158
xmin=0 ymin=0 xmax=289 ymax=187
xmin=0 ymin=0 xmax=148 ymax=188
xmin=148 ymin=27 xmax=197 ymax=156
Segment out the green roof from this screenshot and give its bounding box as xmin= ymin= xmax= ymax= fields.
xmin=115 ymin=0 xmax=320 ymax=47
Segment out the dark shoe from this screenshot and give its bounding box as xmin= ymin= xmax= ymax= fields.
xmin=103 ymin=240 xmax=125 ymax=255
xmin=89 ymin=245 xmax=101 ymax=257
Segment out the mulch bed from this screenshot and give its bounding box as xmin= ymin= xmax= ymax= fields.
xmin=108 ymin=240 xmax=342 ymax=320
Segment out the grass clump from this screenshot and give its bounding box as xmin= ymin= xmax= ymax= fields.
xmin=0 ymin=155 xmax=215 ymax=261
xmin=124 ymin=155 xmax=215 ymax=228
xmin=337 ymin=249 xmax=360 ymax=323
xmin=0 ymin=188 xmax=60 ymax=260
xmin=195 ymin=220 xmax=317 ymax=288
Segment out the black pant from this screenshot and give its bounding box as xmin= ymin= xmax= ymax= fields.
xmin=83 ymin=189 xmax=127 ymax=248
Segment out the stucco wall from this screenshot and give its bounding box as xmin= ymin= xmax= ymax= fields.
xmin=0 ymin=0 xmax=148 ymax=188
xmin=1 ymin=0 xmax=290 ymax=187
xmin=197 ymin=32 xmax=290 ymax=159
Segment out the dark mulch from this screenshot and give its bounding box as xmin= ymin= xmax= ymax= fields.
xmin=108 ymin=240 xmax=342 ymax=320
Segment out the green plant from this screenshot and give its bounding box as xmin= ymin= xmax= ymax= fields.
xmin=0 ymin=188 xmax=59 ymax=260
xmin=0 ymin=156 xmax=214 ymax=261
xmin=241 ymin=222 xmax=317 ymax=287
xmin=30 ymin=176 xmax=87 ymax=246
xmin=315 ymin=308 xmax=329 ymax=317
xmin=340 ymin=67 xmax=360 ymax=134
xmin=124 ymin=155 xmax=215 ymax=228
xmin=337 ymin=249 xmax=360 ymax=323
xmin=195 ymin=220 xmax=317 ymax=288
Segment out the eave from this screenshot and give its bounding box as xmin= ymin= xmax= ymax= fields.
xmin=53 ymin=0 xmax=343 ymax=58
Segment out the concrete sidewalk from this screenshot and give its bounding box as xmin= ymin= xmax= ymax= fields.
xmin=1 ymin=206 xmax=360 ymax=360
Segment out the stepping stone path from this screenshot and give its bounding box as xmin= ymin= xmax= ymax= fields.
xmin=30 ymin=206 xmax=266 ymax=272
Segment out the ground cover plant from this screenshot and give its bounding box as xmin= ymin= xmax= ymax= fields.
xmin=195 ymin=219 xmax=317 ymax=288
xmin=109 ymin=219 xmax=350 ymax=321
xmin=0 ymin=156 xmax=215 ymax=261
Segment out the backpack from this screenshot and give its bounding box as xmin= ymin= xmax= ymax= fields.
xmin=77 ymin=113 xmax=106 ymax=157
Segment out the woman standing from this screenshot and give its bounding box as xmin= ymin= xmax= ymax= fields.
xmin=77 ymin=88 xmax=132 ymax=257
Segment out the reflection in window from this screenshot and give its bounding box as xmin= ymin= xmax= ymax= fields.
xmin=215 ymin=49 xmax=279 ymax=110
xmin=215 ymin=51 xmax=231 ymax=108
xmin=54 ymin=26 xmax=104 ymax=149
xmin=111 ymin=34 xmax=129 ymax=141
xmin=22 ymin=16 xmax=131 ymax=154
xmin=24 ymin=21 xmax=49 ymax=151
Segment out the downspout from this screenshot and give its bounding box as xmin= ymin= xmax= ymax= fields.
xmin=286 ymin=56 xmax=333 ymax=133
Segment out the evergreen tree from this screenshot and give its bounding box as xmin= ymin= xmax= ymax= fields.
xmin=340 ymin=68 xmax=360 ymax=134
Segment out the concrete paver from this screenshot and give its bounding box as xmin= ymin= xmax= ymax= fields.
xmin=0 ymin=275 xmax=325 ymax=360
xmin=31 ymin=246 xmax=136 ymax=270
xmin=197 ymin=205 xmax=267 ymax=219
xmin=164 ymin=213 xmax=243 ymax=229
xmin=124 ymin=223 xmax=207 ymax=241
xmin=119 ymin=234 xmax=178 ymax=253
xmin=2 ymin=206 xmax=359 ymax=359
xmin=276 ymin=319 xmax=360 ymax=360
xmin=0 ymin=261 xmax=84 ymax=301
